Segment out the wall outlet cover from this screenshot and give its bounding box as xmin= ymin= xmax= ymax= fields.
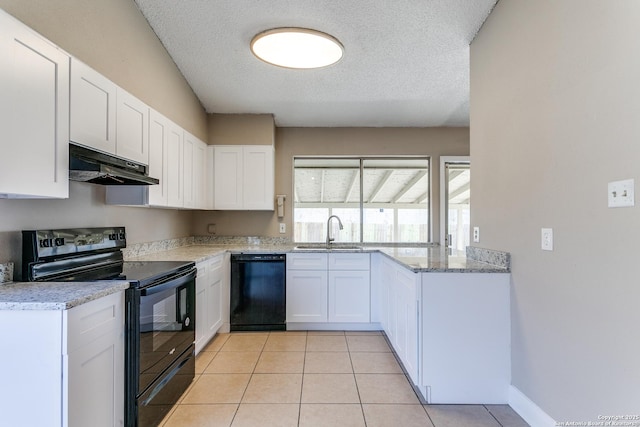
xmin=608 ymin=179 xmax=635 ymax=208
xmin=473 ymin=226 xmax=480 ymax=243
xmin=541 ymin=228 xmax=553 ymax=251
xmin=279 ymin=223 xmax=286 ymax=233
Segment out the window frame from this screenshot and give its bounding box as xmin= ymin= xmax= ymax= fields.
xmin=292 ymin=155 xmax=431 ymax=244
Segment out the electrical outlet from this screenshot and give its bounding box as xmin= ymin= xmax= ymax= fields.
xmin=207 ymin=224 xmax=216 ymax=234
xmin=279 ymin=223 xmax=286 ymax=234
xmin=541 ymin=228 xmax=553 ymax=251
xmin=473 ymin=227 xmax=480 ymax=243
xmin=608 ymin=179 xmax=635 ymax=208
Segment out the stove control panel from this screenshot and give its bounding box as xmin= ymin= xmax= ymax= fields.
xmin=23 ymin=227 xmax=127 ymax=261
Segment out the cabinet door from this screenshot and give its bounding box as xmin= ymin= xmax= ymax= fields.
xmin=167 ymin=125 xmax=184 ymax=207
xmin=195 ymin=264 xmax=208 ymax=354
xmin=0 ymin=12 xmax=69 ymax=198
xmin=67 ymin=332 xmax=122 ymax=427
xmin=66 ymin=291 xmax=124 ymax=427
xmin=328 ymin=270 xmax=370 ymax=323
xmin=147 ymin=110 xmax=170 ymax=206
xmin=70 ymin=58 xmax=117 ymax=155
xmin=243 ymin=145 xmax=274 ymax=210
xmin=183 ymin=132 xmax=195 ymax=208
xmin=208 ymin=257 xmax=224 ymax=334
xmin=193 ymin=138 xmax=208 ymax=209
xmin=395 ymin=265 xmax=418 ymax=382
xmin=116 ymin=88 xmax=149 ymax=165
xmin=286 ymin=269 xmax=328 ymax=323
xmin=213 ymin=146 xmax=243 ymax=209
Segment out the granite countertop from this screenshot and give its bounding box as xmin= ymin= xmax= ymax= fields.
xmin=127 ymin=244 xmax=510 ymax=273
xmin=0 ymin=281 xmax=129 ymax=310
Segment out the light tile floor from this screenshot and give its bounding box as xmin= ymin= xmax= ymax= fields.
xmin=161 ymin=331 xmax=529 ymax=427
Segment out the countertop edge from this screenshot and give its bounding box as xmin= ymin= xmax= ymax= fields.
xmin=0 ymin=281 xmax=129 ymax=311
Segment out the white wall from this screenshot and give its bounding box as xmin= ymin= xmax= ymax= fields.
xmin=471 ymin=0 xmax=640 ymax=421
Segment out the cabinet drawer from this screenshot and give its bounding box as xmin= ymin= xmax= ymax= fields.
xmin=328 ymin=253 xmax=370 ymax=271
xmin=65 ymin=291 xmax=124 ymax=353
xmin=287 ymin=253 xmax=328 ymax=270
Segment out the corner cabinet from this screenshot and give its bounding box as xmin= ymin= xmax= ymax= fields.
xmin=213 ymin=145 xmax=274 ymax=210
xmin=0 ymin=10 xmax=69 ymax=198
xmin=0 ymin=291 xmax=125 ymax=427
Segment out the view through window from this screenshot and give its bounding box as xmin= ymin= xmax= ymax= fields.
xmin=294 ymin=157 xmax=430 ymax=243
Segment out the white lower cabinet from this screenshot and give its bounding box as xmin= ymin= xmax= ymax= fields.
xmin=377 ymin=255 xmax=419 ymax=384
xmin=195 ymin=255 xmax=225 ymax=354
xmin=420 ymin=272 xmax=510 ymax=404
xmin=0 ymin=291 xmax=125 ymax=427
xmin=286 ymin=253 xmax=328 ymax=323
xmin=327 ymin=253 xmax=370 ymax=323
xmin=287 ymin=252 xmax=370 ymax=328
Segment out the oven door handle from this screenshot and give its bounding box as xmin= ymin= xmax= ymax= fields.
xmin=140 ymin=270 xmax=196 ymax=296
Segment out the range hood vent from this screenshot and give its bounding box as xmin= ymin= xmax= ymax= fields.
xmin=69 ymin=144 xmax=159 ymax=186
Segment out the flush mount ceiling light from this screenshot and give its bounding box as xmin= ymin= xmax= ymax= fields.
xmin=251 ymin=27 xmax=343 ymax=69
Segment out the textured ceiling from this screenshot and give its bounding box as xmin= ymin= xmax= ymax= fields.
xmin=133 ymin=0 xmax=497 ymax=127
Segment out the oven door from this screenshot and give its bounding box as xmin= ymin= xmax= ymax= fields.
xmin=136 ymin=269 xmax=196 ymax=393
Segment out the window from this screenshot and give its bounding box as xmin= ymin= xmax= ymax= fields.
xmin=294 ymin=157 xmax=430 ymax=243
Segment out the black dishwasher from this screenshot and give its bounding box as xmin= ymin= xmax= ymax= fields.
xmin=230 ymin=253 xmax=286 ymax=331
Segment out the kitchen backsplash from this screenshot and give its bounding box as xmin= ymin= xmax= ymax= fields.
xmin=122 ymin=235 xmax=292 ymax=258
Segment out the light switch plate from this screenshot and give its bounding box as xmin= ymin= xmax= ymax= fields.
xmin=541 ymin=228 xmax=553 ymax=251
xmin=608 ymin=179 xmax=635 ymax=208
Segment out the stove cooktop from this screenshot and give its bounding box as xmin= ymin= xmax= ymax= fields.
xmin=121 ymin=261 xmax=195 ymax=287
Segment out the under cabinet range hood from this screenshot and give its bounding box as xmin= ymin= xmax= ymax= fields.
xmin=68 ymin=144 xmax=159 ymax=185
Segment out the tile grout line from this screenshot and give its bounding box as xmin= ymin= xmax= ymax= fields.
xmin=297 ymin=332 xmax=308 ymax=427
xmin=346 ymin=336 xmax=370 ymax=427
xmin=483 ymin=404 xmax=506 ymax=427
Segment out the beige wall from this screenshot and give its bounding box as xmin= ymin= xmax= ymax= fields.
xmin=208 ymin=114 xmax=275 ymax=146
xmin=0 ymin=0 xmax=203 ymax=267
xmin=471 ymin=0 xmax=640 ymax=420
xmin=193 ymin=127 xmax=469 ymax=241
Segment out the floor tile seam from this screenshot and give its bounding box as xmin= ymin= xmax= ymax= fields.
xmin=482 ymin=404 xmax=506 ymax=427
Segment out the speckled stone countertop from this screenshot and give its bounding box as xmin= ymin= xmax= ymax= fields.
xmin=127 ymin=244 xmax=510 ymax=273
xmin=0 ymin=281 xmax=129 ymax=310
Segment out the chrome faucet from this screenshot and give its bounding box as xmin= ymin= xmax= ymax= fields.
xmin=326 ymin=215 xmax=344 ymax=247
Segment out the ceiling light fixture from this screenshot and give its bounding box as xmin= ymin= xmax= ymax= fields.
xmin=250 ymin=27 xmax=343 ymax=69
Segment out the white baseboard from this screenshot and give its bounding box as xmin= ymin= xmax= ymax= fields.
xmin=509 ymin=386 xmax=557 ymax=427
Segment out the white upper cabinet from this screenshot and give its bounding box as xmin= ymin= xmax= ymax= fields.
xmin=147 ymin=109 xmax=170 ymax=206
xmin=166 ymin=124 xmax=184 ymax=207
xmin=194 ymin=138 xmax=208 ymax=209
xmin=213 ymin=146 xmax=243 ymax=209
xmin=70 ymin=58 xmax=150 ymax=166
xmin=70 ymin=58 xmax=117 ymax=155
xmin=116 ymin=88 xmax=149 ymax=165
xmin=243 ymin=146 xmax=275 ymax=210
xmin=183 ymin=132 xmax=196 ymax=209
xmin=0 ymin=10 xmax=69 ymax=199
xmin=213 ymin=145 xmax=274 ymax=210
xmin=183 ymin=131 xmax=208 ymax=209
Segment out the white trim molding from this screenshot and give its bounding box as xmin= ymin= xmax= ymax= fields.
xmin=509 ymin=386 xmax=557 ymax=427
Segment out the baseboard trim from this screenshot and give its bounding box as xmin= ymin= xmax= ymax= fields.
xmin=509 ymin=386 xmax=557 ymax=427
